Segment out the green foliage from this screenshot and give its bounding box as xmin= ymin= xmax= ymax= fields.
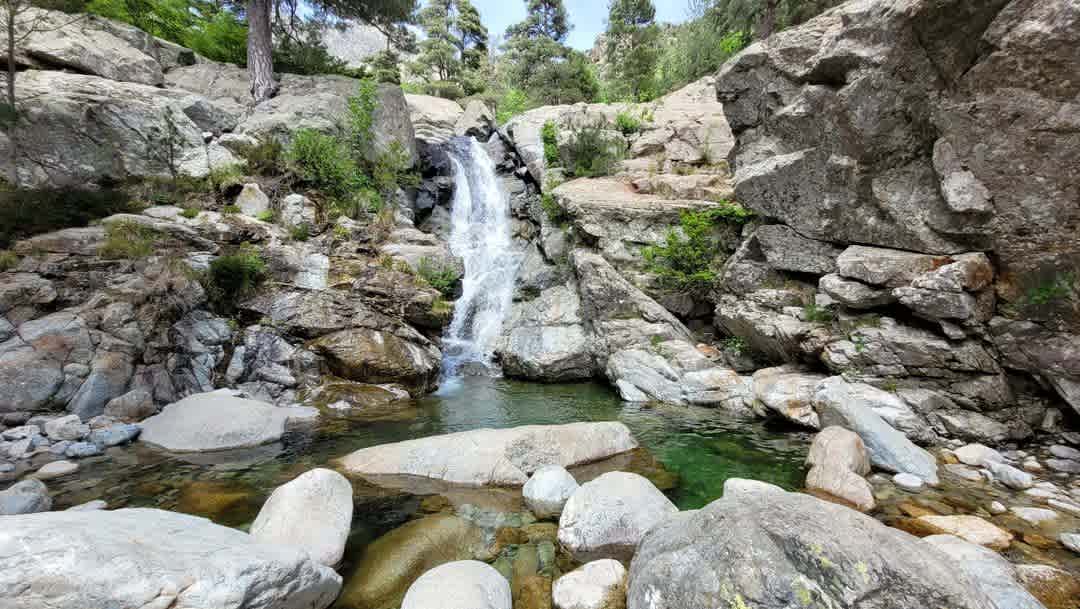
xmin=560 ymin=122 xmax=622 ymax=178
xmin=345 ymin=79 xmax=379 ymax=157
xmin=86 ymin=0 xmax=247 ymax=65
xmin=721 ymin=336 xmax=747 ymax=356
xmin=239 ymin=137 xmax=286 ymax=177
xmin=1024 ymin=273 xmax=1075 ymax=306
xmin=332 ymin=224 xmax=350 ymax=240
xmin=366 ymin=50 xmax=403 ymax=84
xmin=803 ymin=302 xmax=836 ymax=324
xmin=184 ymin=8 xmax=247 ymax=66
xmin=371 ymin=142 xmax=420 ymax=198
xmin=0 ymin=250 xmax=19 ymax=272
xmin=287 ymin=129 xmax=358 ymax=198
xmin=431 ymin=296 xmax=453 ymax=315
xmin=205 ymin=245 xmax=266 ymax=310
xmin=256 ymin=210 xmax=275 ymax=223
xmin=654 ymin=3 xmax=749 ymax=94
xmin=541 ymin=121 xmax=560 ymax=166
xmin=707 ymin=0 xmax=844 ymax=40
xmin=207 ymin=163 xmax=245 ymax=194
xmin=500 ymin=0 xmax=598 ymax=105
xmin=179 ymin=206 xmax=201 ymax=219
xmin=423 ymin=80 xmax=467 ymax=100
xmin=615 ymin=112 xmax=644 ymax=135
xmin=495 ymin=88 xmax=530 ymax=124
xmin=540 ymin=193 xmax=570 ymax=226
xmin=290 ymin=223 xmax=311 ymax=241
xmin=416 ymin=257 xmax=461 ymax=297
xmin=703 ymin=200 xmax=754 ymax=224
xmin=273 ymin=23 xmax=348 ymax=76
xmin=411 ymin=0 xmax=489 ymax=96
xmin=0 ymin=186 xmax=138 ymax=249
xmin=643 ymin=208 xmax=727 ymax=294
xmin=99 ymin=221 xmax=158 ymax=259
xmin=605 ymin=0 xmax=661 ymax=102
xmin=221 ymin=204 xmax=240 ymax=215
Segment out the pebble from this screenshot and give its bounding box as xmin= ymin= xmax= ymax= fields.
xmin=1049 ymin=445 xmax=1080 ymax=461
xmin=954 ymin=443 xmax=1004 ymax=467
xmin=44 ymin=415 xmax=89 ymax=442
xmin=893 ymin=473 xmax=924 ymax=491
xmin=1 ymin=425 xmax=39 ymax=441
xmin=88 ymin=424 xmax=141 ymax=448
xmin=1022 ymin=458 xmax=1043 ymax=473
xmin=49 ymin=440 xmax=72 ymax=455
xmin=988 ymin=501 xmax=1006 ymax=515
xmin=65 ymin=442 xmax=103 ymax=459
xmin=984 ymin=460 xmax=1034 ymax=490
xmin=944 ymin=463 xmax=983 ymax=482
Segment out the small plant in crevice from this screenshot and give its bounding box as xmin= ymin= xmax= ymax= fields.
xmin=256 ymin=210 xmax=276 ymax=223
xmin=221 ymin=204 xmax=240 ymax=215
xmin=0 ymin=250 xmax=19 ymax=272
xmin=560 ymin=121 xmax=623 ymax=178
xmin=1023 ymin=272 xmax=1075 ymax=306
xmin=540 ymin=193 xmax=570 ymax=226
xmin=99 ymin=221 xmax=159 ymax=260
xmin=239 ymin=136 xmax=286 ymax=176
xmin=541 ymin=120 xmax=560 ymax=167
xmin=289 ymin=223 xmax=311 ymax=242
xmin=615 ymin=111 xmax=643 ymax=136
xmin=179 ymin=206 xmax=201 ymax=219
xmin=416 ymin=257 xmax=460 ymax=297
xmin=720 ymin=336 xmax=747 ymax=356
xmin=802 ymin=301 xmax=836 ymax=324
xmin=204 ymin=244 xmax=266 ymax=312
xmin=643 ymin=207 xmax=729 ymax=295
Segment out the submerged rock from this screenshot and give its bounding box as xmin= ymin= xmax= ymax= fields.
xmin=337 ymin=422 xmax=638 ymax=486
xmin=250 ymin=468 xmax=353 ymax=568
xmin=628 ymin=479 xmax=999 ymax=609
xmin=558 ymin=472 xmax=677 ymax=562
xmin=0 ymin=508 xmax=341 ymax=609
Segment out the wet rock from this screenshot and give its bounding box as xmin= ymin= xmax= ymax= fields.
xmin=309 ymin=328 xmax=441 ymax=397
xmin=915 ymin=515 xmax=1012 ymax=550
xmin=558 ymin=472 xmax=677 ymax=562
xmin=0 ymin=479 xmax=51 ymax=515
xmin=752 ymin=366 xmax=824 ymax=429
xmin=401 ymin=560 xmax=511 ymax=609
xmin=88 ymin=423 xmax=141 ymax=448
xmin=33 ymin=459 xmax=78 ymax=480
xmin=985 ymin=460 xmax=1033 ymax=490
xmin=805 ymin=426 xmax=874 ymax=512
xmin=139 ymin=390 xmax=312 ymax=452
xmin=922 ymin=535 xmax=1044 ymax=609
xmin=103 ymin=389 xmax=157 ymax=422
xmin=0 ymin=508 xmax=341 ymax=608
xmin=814 ymin=377 xmax=939 ymax=484
xmin=1046 ymin=459 xmax=1080 ymax=474
xmin=553 ymin=559 xmax=626 ymax=609
xmin=1014 ymin=565 xmax=1080 ymax=609
xmin=67 ymin=499 xmax=108 ymax=511
xmin=1049 ymin=445 xmax=1080 ymax=461
xmin=954 ymin=443 xmax=1005 ymax=467
xmin=65 ymin=441 xmax=103 ymax=458
xmin=1010 ymin=507 xmax=1057 ymax=526
xmin=456 ymin=100 xmax=495 ymax=139
xmin=338 ymin=422 xmax=637 ymax=486
xmin=523 ymin=465 xmax=579 ymax=520
xmin=629 ymin=479 xmax=998 ymax=609
xmin=251 ymin=468 xmax=353 ymax=568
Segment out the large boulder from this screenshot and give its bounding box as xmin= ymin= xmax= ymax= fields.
xmin=250 ymin=468 xmax=353 ymax=568
xmin=406 ymin=94 xmax=465 ymax=144
xmin=0 ymin=479 xmax=51 ymax=515
xmin=814 ymin=377 xmax=939 ymax=484
xmin=804 ymin=426 xmax=874 ymax=512
xmin=139 ymin=390 xmax=314 ymax=452
xmin=628 ymin=479 xmax=999 ymax=609
xmin=921 ymin=535 xmax=1044 ymax=609
xmin=401 ymin=560 xmax=511 ymax=609
xmin=523 ymin=464 xmax=579 ymax=520
xmin=553 ymin=560 xmax=627 ymax=609
xmin=309 ymin=328 xmax=441 ymax=396
xmin=558 ymin=471 xmax=677 ymax=562
xmin=751 ymin=366 xmax=825 ymax=428
xmin=499 ymin=284 xmax=595 ymax=382
xmin=0 ymin=508 xmax=341 ymax=609
xmin=337 ymin=422 xmax=638 ymax=486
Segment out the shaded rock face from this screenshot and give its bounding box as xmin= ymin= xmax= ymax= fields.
xmin=628 ymin=479 xmax=998 ymax=609
xmin=0 ymin=508 xmax=342 ymax=609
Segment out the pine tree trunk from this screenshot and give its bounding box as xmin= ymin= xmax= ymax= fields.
xmin=759 ymin=0 xmax=777 ymax=39
xmin=247 ymin=0 xmax=277 ymax=103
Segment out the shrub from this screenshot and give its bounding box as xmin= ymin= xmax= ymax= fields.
xmin=345 ymin=80 xmax=379 ymax=157
xmin=221 ymin=204 xmax=240 ymax=215
xmin=1025 ymin=272 xmax=1075 ymax=306
xmin=287 ymin=129 xmax=357 ymax=197
xmin=615 ymin=112 xmax=643 ymax=136
xmin=541 ymin=121 xmax=560 ymax=166
xmin=540 ymin=193 xmax=570 ymax=226
xmin=370 ymin=142 xmax=420 ymax=200
xmin=496 ymin=88 xmax=530 ymax=125
xmin=561 ymin=122 xmax=623 ymax=178
xmin=803 ymin=302 xmax=836 ymax=324
xmin=290 ymin=223 xmax=311 ymax=242
xmin=240 ymin=137 xmax=286 ymax=176
xmin=179 ymin=206 xmax=200 ymax=219
xmin=207 ymin=163 xmax=245 ymax=195
xmin=704 ymin=200 xmax=754 ymax=225
xmin=206 ymin=245 xmax=266 ymax=310
xmin=416 ymin=257 xmax=460 ymax=297
xmin=332 ymin=224 xmax=350 ymax=240
xmin=721 ymin=336 xmax=747 ymax=356
xmin=0 ymin=186 xmax=138 ymax=249
xmin=256 ymin=210 xmax=275 ymax=223
xmin=643 ymin=208 xmax=725 ymax=295
xmin=0 ymin=250 xmax=18 ymax=271
xmin=99 ymin=221 xmax=158 ymax=259
xmin=425 ymin=80 xmax=466 ymax=100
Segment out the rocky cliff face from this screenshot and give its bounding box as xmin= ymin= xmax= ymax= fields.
xmin=711 ymin=0 xmax=1079 ymax=429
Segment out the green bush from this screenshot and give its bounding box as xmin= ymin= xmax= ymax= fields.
xmin=207 ymin=163 xmax=245 ymax=194
xmin=425 ymin=80 xmax=466 ymax=100
xmin=496 ymin=89 xmax=530 ymax=125
xmin=287 ymin=129 xmax=357 ymax=197
xmin=221 ymin=204 xmax=240 ymax=215
xmin=1025 ymin=272 xmax=1075 ymax=306
xmin=721 ymin=336 xmax=747 ymax=356
xmin=179 ymin=206 xmax=200 ymax=219
xmin=345 ymin=80 xmax=379 ymax=156
xmin=0 ymin=186 xmax=139 ymax=249
xmin=615 ymin=112 xmax=643 ymax=136
xmin=643 ymin=208 xmax=725 ymax=295
xmin=256 ymin=210 xmax=275 ymax=223
xmin=99 ymin=221 xmax=158 ymax=259
xmin=290 ymin=223 xmax=311 ymax=242
xmin=803 ymin=302 xmax=836 ymax=323
xmin=561 ymin=122 xmax=622 ymax=178
xmin=541 ymin=121 xmax=560 ymax=166
xmin=0 ymin=250 xmax=18 ymax=271
xmin=704 ymin=200 xmax=754 ymax=225
xmin=206 ymin=245 xmax=266 ymax=310
xmin=184 ymin=8 xmax=247 ymax=66
xmin=540 ymin=193 xmax=569 ymax=226
xmin=416 ymin=257 xmax=460 ymax=297
xmin=239 ymin=137 xmax=286 ymax=176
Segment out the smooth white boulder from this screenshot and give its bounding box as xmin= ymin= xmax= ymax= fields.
xmin=401 ymin=560 xmax=511 ymax=609
xmin=922 ymin=535 xmax=1044 ymax=609
xmin=0 ymin=508 xmax=341 ymax=609
xmin=552 ymin=559 xmax=627 ymax=609
xmin=523 ymin=465 xmax=579 ymax=519
xmin=139 ymin=390 xmax=312 ymax=452
xmin=558 ymin=471 xmax=677 ymax=562
xmin=33 ymin=459 xmax=78 ymax=480
xmin=337 ymin=422 xmax=637 ymax=486
xmin=250 ymin=468 xmax=354 ymax=567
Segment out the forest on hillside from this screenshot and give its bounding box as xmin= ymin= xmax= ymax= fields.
xmin=19 ymin=0 xmax=841 ymax=117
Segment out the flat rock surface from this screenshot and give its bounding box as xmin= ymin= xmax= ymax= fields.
xmin=139 ymin=390 xmax=297 ymax=452
xmin=337 ymin=422 xmax=638 ymax=486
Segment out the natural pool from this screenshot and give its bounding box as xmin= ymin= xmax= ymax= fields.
xmin=45 ymin=377 xmax=813 ymax=606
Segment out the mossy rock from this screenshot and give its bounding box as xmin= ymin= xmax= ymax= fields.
xmin=175 ymin=479 xmax=259 ymax=526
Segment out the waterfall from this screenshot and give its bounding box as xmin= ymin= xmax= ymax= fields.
xmin=441 ymin=137 xmax=523 ymax=378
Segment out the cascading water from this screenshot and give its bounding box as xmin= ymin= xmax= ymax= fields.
xmin=441 ymin=137 xmax=523 ymax=378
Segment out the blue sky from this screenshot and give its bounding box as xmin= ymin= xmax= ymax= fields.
xmin=469 ymin=0 xmax=693 ymax=50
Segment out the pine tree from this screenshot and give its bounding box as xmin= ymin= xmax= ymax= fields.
xmin=501 ymin=0 xmax=596 ymax=105
xmin=605 ymin=0 xmax=660 ymax=101
xmin=411 ymin=0 xmax=488 ymax=95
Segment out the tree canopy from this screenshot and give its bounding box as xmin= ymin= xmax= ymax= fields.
xmin=604 ymin=0 xmax=660 ymax=101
